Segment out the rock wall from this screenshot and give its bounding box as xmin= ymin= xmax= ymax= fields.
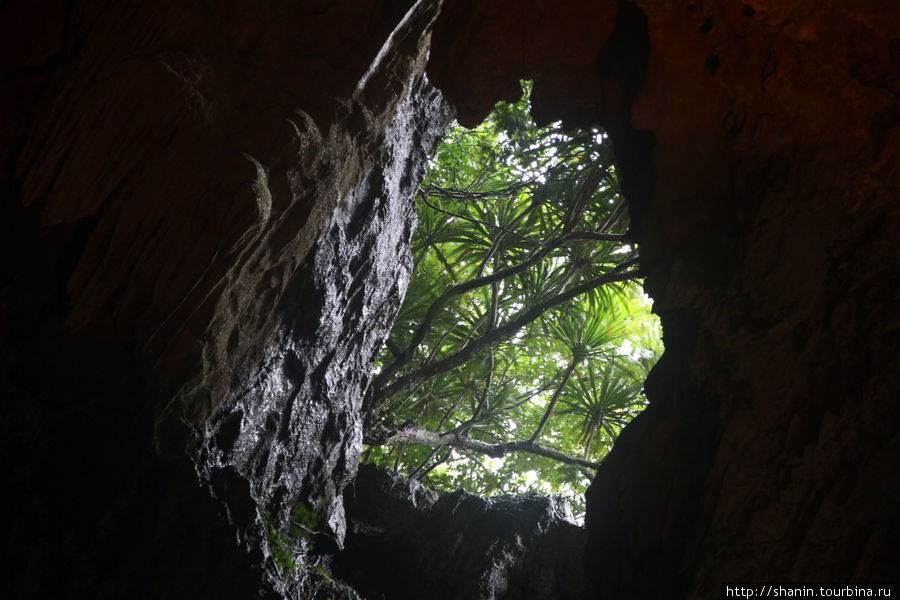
xmin=1 ymin=0 xmax=898 ymax=598
xmin=334 ymin=464 xmax=588 ymax=600
xmin=2 ymin=0 xmax=451 ymax=597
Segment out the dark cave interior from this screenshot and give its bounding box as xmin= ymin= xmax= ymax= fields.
xmin=1 ymin=1 xmax=898 ymax=598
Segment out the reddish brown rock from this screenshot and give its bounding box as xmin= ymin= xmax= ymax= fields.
xmin=430 ymin=0 xmax=899 ymax=595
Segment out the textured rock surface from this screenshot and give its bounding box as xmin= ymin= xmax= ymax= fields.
xmin=334 ymin=464 xmax=589 ymax=600
xmin=2 ymin=0 xmax=898 ymax=598
xmin=196 ymin=73 xmax=453 ymax=595
xmin=2 ymin=0 xmax=451 ymax=597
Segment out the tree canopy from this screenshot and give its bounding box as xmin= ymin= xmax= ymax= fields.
xmin=362 ymin=82 xmax=661 ymax=514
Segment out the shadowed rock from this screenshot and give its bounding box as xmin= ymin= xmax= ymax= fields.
xmin=334 ymin=463 xmax=589 ymax=600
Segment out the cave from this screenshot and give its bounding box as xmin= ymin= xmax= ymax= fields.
xmin=1 ymin=1 xmax=898 ymax=599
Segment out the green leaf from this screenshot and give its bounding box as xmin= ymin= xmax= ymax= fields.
xmin=366 ymin=80 xmax=661 ymax=518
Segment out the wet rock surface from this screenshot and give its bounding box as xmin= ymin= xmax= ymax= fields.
xmin=197 ymin=73 xmax=453 ymax=596
xmin=334 ymin=464 xmax=589 ymax=600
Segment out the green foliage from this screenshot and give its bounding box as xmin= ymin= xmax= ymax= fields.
xmin=364 ymin=81 xmax=661 ymax=516
xmin=260 ymin=502 xmax=321 ymax=579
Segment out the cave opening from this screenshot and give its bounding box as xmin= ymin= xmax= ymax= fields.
xmin=2 ymin=0 xmax=897 ymax=597
xmin=360 ymin=80 xmax=662 ymax=518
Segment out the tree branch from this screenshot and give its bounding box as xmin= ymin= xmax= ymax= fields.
xmin=385 ymin=337 xmax=403 ymax=357
xmin=423 ymin=180 xmax=535 ymax=201
xmin=369 ymin=231 xmax=630 ymax=394
xmin=530 ymin=359 xmax=577 ymax=443
xmin=419 ymin=192 xmax=527 ymax=239
xmin=367 ymin=260 xmax=641 ymax=412
xmin=379 ymin=427 xmax=601 ymax=470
